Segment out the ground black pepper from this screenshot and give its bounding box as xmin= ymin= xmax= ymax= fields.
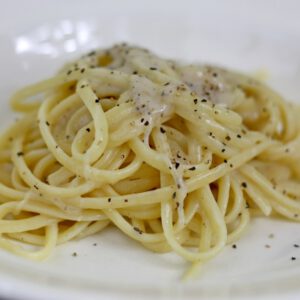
xmin=160 ymin=127 xmax=166 ymax=134
xmin=133 ymin=227 xmax=143 ymax=234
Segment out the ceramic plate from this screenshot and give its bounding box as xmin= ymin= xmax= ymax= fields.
xmin=0 ymin=1 xmax=300 ymax=299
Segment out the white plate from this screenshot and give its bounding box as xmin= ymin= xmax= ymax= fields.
xmin=1 ymin=1 xmax=300 ymax=299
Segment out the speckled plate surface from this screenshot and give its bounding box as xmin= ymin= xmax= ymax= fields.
xmin=0 ymin=1 xmax=300 ymax=299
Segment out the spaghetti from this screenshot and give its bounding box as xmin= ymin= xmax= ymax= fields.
xmin=0 ymin=44 xmax=299 ymax=276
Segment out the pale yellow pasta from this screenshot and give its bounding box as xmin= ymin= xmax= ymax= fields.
xmin=0 ymin=44 xmax=299 ymax=277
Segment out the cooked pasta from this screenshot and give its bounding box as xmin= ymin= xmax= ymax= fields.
xmin=0 ymin=44 xmax=299 ymax=277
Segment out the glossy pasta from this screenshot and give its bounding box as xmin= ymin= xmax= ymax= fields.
xmin=1 ymin=44 xmax=299 ymax=276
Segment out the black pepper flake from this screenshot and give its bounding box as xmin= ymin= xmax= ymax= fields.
xmin=285 ymin=148 xmax=290 ymax=153
xmin=144 ymin=121 xmax=149 ymax=126
xmin=80 ymin=68 xmax=85 ymax=73
xmin=172 ymin=192 xmax=176 ymax=199
xmin=66 ymin=135 xmax=70 ymax=140
xmin=212 ymin=72 xmax=218 ymax=77
xmin=201 ymin=99 xmax=207 ymax=103
xmin=86 ymin=128 xmax=91 ymax=132
xmin=241 ymin=129 xmax=247 ymax=134
xmin=294 ymin=244 xmax=299 ymax=248
xmin=17 ymin=151 xmax=24 ymax=156
xmin=33 ymin=184 xmax=39 ymax=190
xmin=291 ymin=257 xmax=296 ymax=261
xmin=160 ymin=127 xmax=166 ymax=134
xmin=72 ymin=252 xmax=78 ymax=257
xmin=133 ymin=227 xmax=143 ymax=234
xmin=45 ymin=121 xmax=50 ymax=126
xmin=175 ymin=162 xmax=180 ymax=169
xmin=80 ymin=84 xmax=86 ymax=89
xmin=93 ymin=243 xmax=97 ymax=246
xmin=209 ymin=132 xmax=213 ymax=136
xmin=221 ymin=149 xmax=226 ymax=153
xmin=87 ymin=50 xmax=96 ymax=56
xmin=224 ymin=159 xmax=228 ymax=163
xmin=124 ymin=199 xmax=128 ymax=203
xmin=237 ymin=134 xmax=242 ymax=138
xmin=140 ymin=118 xmax=144 ymax=123
xmin=230 ymin=164 xmax=233 ymax=168
xmin=164 ymin=82 xmax=170 ymax=86
xmin=150 ymin=67 xmax=157 ymax=70
xmin=294 ymin=214 xmax=299 ymax=218
xmin=232 ymin=244 xmax=237 ymax=249
xmin=265 ymin=244 xmax=271 ymax=248
xmin=132 ymin=71 xmax=138 ymax=75
xmin=241 ymin=182 xmax=248 ymax=188
xmin=108 ymin=198 xmax=111 ymax=202
xmin=193 ymin=99 xmax=198 ymax=104
xmin=176 ymin=202 xmax=180 ymax=209
xmin=95 ymin=98 xmax=100 ymax=103
xmin=189 ymin=166 xmax=196 ymax=171
xmin=225 ymin=135 xmax=231 ymax=141
xmin=67 ymin=70 xmax=72 ymax=75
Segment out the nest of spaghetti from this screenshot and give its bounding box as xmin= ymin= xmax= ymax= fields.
xmin=0 ymin=44 xmax=299 ymax=274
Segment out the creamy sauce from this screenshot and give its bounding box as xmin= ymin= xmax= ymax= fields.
xmin=66 ymin=44 xmax=252 ymax=225
xmin=73 ymin=44 xmax=247 ymax=109
xmin=177 ymin=65 xmax=245 ymax=108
